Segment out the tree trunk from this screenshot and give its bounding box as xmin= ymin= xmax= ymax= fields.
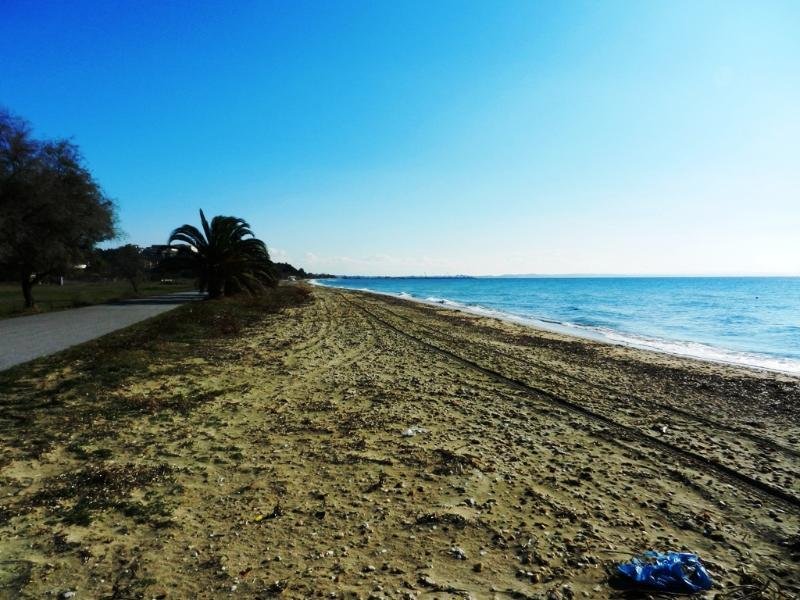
xmin=129 ymin=277 xmax=139 ymax=294
xmin=20 ymin=273 xmax=34 ymax=308
xmin=207 ymin=275 xmax=223 ymax=299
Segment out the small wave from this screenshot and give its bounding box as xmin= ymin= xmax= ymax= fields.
xmin=424 ymin=296 xmax=463 ymax=308
xmin=596 ymin=329 xmax=800 ymax=374
xmin=537 ymin=317 xmax=566 ymax=326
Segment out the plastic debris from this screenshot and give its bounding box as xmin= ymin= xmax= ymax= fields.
xmin=402 ymin=426 xmax=428 ymax=437
xmin=616 ymin=551 xmax=713 ymax=594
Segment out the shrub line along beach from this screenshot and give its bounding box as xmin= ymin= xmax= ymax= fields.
xmin=0 ymin=285 xmax=797 ymax=598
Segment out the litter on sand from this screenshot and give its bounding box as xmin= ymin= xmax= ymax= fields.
xmin=615 ymin=551 xmax=713 ymax=594
xmin=401 ymin=426 xmax=428 ymax=437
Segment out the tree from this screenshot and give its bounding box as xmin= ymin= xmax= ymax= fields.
xmin=0 ymin=108 xmax=116 ymax=307
xmin=167 ymin=210 xmax=275 ymax=298
xmin=96 ymin=244 xmax=146 ymax=293
xmin=111 ymin=244 xmax=146 ymax=293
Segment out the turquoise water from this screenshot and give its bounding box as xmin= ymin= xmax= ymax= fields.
xmin=315 ymin=277 xmax=800 ymax=374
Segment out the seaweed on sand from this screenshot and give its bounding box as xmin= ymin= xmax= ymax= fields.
xmin=3 ymin=463 xmax=174 ymax=526
xmin=431 ymin=448 xmax=482 ymax=475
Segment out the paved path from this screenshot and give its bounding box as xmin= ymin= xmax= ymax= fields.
xmin=0 ymin=291 xmax=203 ymax=372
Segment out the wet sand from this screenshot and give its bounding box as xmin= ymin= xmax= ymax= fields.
xmin=1 ymin=286 xmax=798 ymax=598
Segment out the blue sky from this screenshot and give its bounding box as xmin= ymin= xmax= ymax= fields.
xmin=1 ymin=1 xmax=798 ymax=275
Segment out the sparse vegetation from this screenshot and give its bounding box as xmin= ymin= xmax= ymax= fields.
xmin=0 ymin=285 xmax=312 ymax=460
xmin=1 ymin=287 xmax=798 ymax=598
xmin=0 ymin=279 xmax=195 ymax=319
xmin=14 ymin=463 xmax=175 ymax=527
xmin=2 ymin=283 xmax=310 ymax=399
xmin=0 ymin=285 xmax=313 ymax=587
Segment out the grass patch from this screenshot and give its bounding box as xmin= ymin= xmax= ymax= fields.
xmin=0 ymin=279 xmax=196 ymax=319
xmin=0 ymin=285 xmax=313 ymax=461
xmin=0 ymin=284 xmax=312 ymax=538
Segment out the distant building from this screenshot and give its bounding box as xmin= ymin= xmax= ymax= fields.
xmin=141 ymin=245 xmax=178 ymax=269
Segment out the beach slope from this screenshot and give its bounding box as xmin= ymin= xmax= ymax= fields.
xmin=0 ymin=286 xmax=798 ymax=598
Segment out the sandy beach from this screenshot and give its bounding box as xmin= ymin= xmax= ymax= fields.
xmin=1 ymin=285 xmax=798 ymax=599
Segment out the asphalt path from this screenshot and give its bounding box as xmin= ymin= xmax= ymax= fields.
xmin=0 ymin=291 xmax=202 ymax=372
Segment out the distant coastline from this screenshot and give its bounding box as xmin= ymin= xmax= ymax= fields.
xmin=336 ymin=274 xmax=475 ymax=280
xmin=331 ymin=273 xmax=800 ymax=279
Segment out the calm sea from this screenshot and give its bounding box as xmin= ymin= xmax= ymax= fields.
xmin=314 ymin=277 xmax=800 ymax=374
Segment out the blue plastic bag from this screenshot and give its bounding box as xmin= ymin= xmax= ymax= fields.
xmin=616 ymin=551 xmax=713 ymax=593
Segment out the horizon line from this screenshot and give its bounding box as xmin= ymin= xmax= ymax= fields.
xmin=321 ymin=272 xmax=800 ymax=279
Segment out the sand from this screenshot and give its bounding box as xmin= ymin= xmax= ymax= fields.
xmin=0 ymin=286 xmax=798 ymax=599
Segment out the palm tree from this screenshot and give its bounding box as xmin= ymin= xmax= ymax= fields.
xmin=168 ymin=210 xmax=276 ymax=298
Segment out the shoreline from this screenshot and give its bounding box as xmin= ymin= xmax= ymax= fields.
xmin=311 ymin=278 xmax=800 ymax=377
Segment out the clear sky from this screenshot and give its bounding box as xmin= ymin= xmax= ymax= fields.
xmin=1 ymin=1 xmax=798 ymax=276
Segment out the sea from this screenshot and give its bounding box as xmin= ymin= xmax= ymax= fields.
xmin=313 ymin=276 xmax=800 ymax=375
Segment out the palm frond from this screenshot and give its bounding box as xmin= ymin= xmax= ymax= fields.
xmin=167 ymin=209 xmax=276 ymax=298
